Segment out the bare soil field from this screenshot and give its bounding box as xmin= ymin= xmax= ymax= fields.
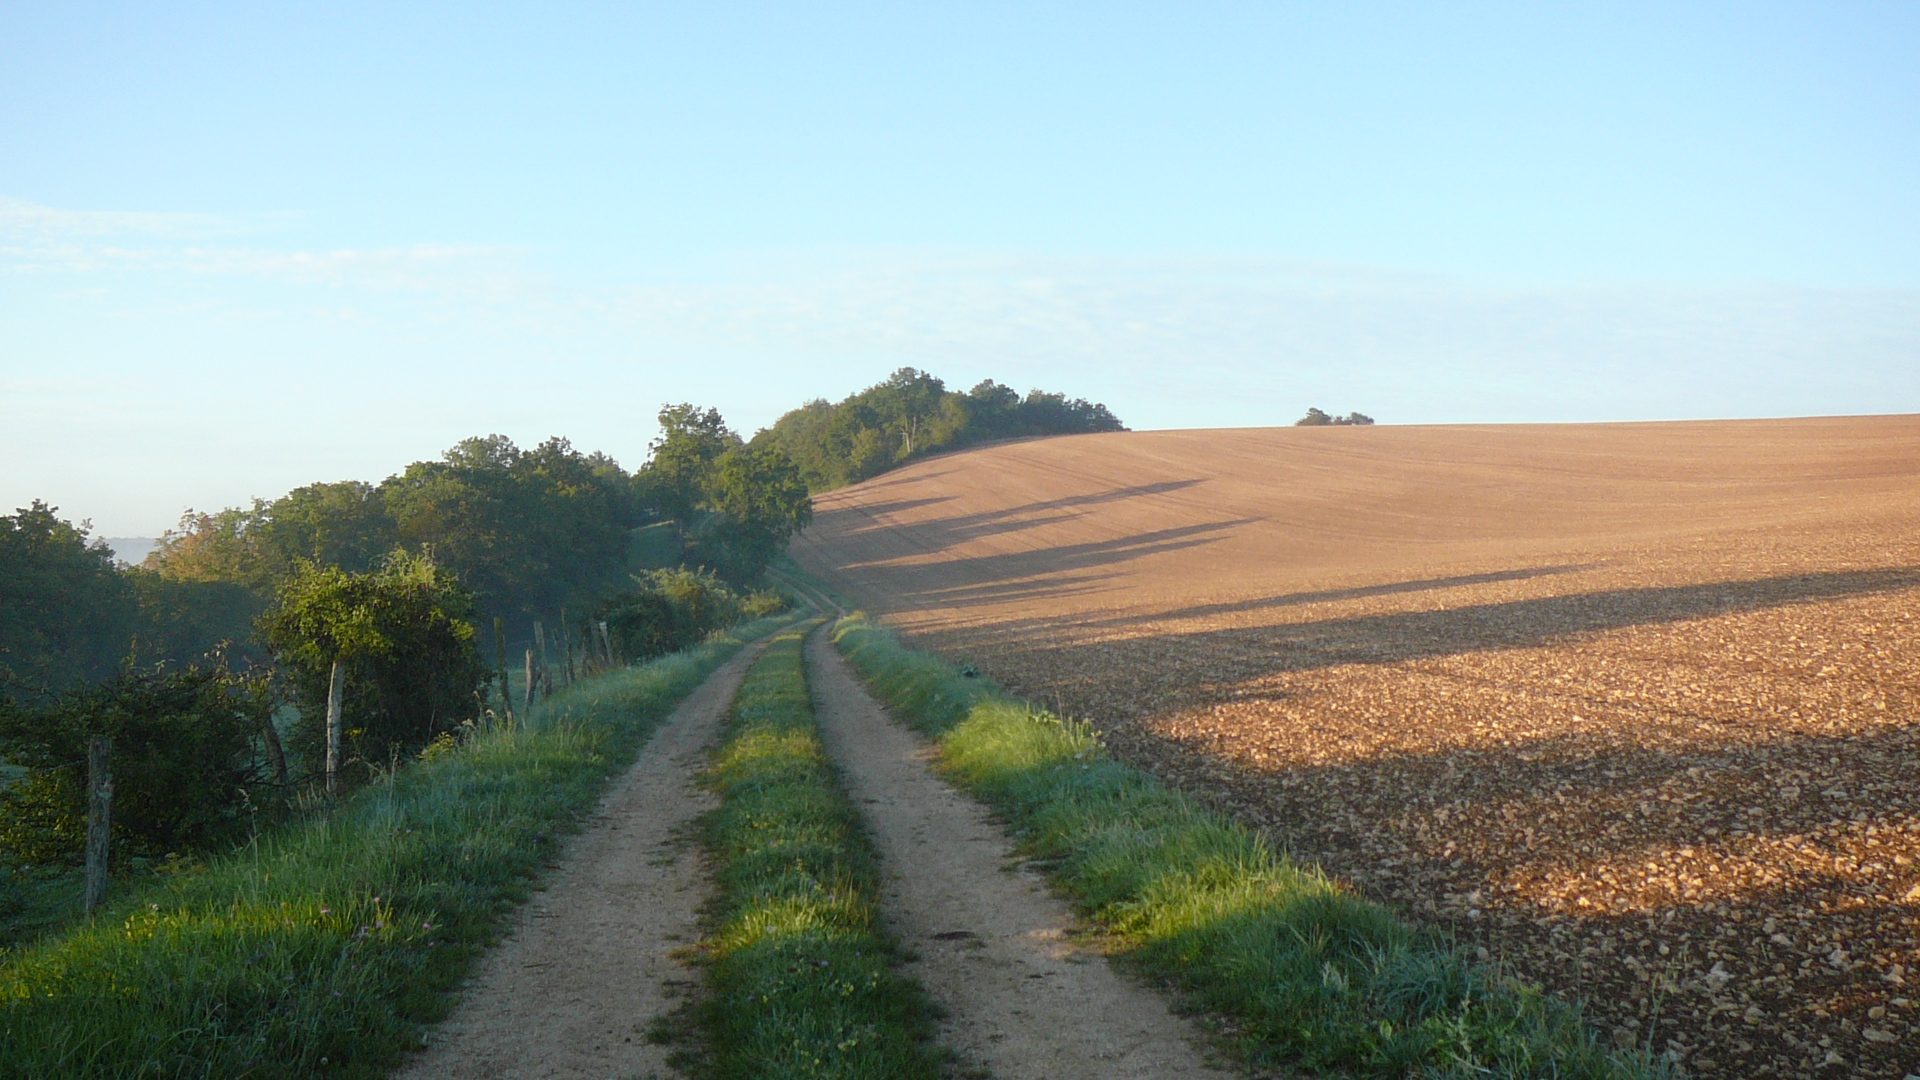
xmin=789 ymin=416 xmax=1920 ymax=1079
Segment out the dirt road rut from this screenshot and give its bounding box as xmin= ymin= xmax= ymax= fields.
xmin=396 ymin=643 xmax=764 ymax=1080
xmin=804 ymin=630 xmax=1233 ymax=1080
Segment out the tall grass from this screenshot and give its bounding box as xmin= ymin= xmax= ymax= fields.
xmin=695 ymin=624 xmax=942 ymax=1080
xmin=0 ymin=615 xmax=796 ymax=1080
xmin=831 ymin=612 xmax=1664 ymax=1080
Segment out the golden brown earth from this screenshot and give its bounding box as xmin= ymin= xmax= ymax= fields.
xmin=789 ymin=415 xmax=1920 ymax=1079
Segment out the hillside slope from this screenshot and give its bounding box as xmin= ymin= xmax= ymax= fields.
xmin=791 ymin=415 xmax=1920 ymax=1080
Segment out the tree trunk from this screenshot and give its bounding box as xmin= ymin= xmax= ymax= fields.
xmin=261 ymin=712 xmax=288 ymax=789
xmin=84 ymin=737 xmax=112 ymax=914
xmin=325 ymin=658 xmax=345 ymax=802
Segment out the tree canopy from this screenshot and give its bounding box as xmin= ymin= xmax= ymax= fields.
xmin=1296 ymin=408 xmax=1376 ymax=427
xmin=756 ymin=368 xmax=1125 ymax=491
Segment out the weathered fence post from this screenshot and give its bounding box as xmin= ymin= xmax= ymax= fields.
xmin=84 ymin=736 xmax=112 ymax=914
xmin=598 ymin=621 xmax=616 ymax=671
xmin=524 ymin=649 xmax=536 ymax=713
xmin=534 ymin=621 xmax=550 ymax=700
xmin=325 ymin=658 xmax=345 ymax=802
xmin=494 ymin=616 xmax=512 ymax=721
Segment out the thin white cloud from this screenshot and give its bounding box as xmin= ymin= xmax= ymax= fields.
xmin=0 ymin=195 xmax=291 ymax=238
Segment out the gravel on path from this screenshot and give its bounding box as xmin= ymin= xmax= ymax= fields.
xmin=395 ymin=641 xmax=766 ymax=1080
xmin=803 ymin=629 xmax=1237 ymax=1080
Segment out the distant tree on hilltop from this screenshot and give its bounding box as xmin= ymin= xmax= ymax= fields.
xmin=1296 ymin=408 xmax=1375 ymax=427
xmin=757 ymin=368 xmax=1126 ymax=491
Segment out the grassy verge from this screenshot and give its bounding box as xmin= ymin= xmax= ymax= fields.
xmin=830 ymin=612 xmax=1666 ymax=1080
xmin=694 ymin=623 xmax=942 ymax=1080
xmin=0 ymin=614 xmax=797 ymax=1080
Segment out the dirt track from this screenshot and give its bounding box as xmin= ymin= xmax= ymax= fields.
xmin=805 ymin=630 xmax=1231 ymax=1080
xmin=790 ymin=417 xmax=1920 ymax=1078
xmin=396 ymin=644 xmax=763 ymax=1080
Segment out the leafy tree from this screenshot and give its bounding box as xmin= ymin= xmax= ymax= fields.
xmin=0 ymin=503 xmax=137 ymax=701
xmin=0 ymin=657 xmax=274 ymax=863
xmin=758 ymin=369 xmax=1125 ymax=492
xmin=637 ymin=404 xmax=740 ymax=525
xmin=145 ymin=503 xmax=278 ymax=591
xmin=257 ymin=552 xmax=488 ymax=778
xmin=146 ymin=481 xmax=397 ymax=593
xmin=381 ymin=435 xmax=632 ymax=623
xmin=1295 ymin=408 xmax=1375 ymax=426
xmin=694 ymin=444 xmax=814 ymax=580
xmin=124 ymin=570 xmax=265 ymax=668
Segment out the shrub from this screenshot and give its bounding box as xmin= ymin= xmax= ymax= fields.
xmin=258 ymin=551 xmax=489 ymax=781
xmin=594 ymin=567 xmax=790 ymax=664
xmin=0 ymin=658 xmax=275 ymax=863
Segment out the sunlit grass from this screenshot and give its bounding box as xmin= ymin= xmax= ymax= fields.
xmin=0 ymin=615 xmax=795 ymax=1080
xmin=832 ymin=612 xmax=1666 ymax=1080
xmin=694 ymin=625 xmax=942 ymax=1080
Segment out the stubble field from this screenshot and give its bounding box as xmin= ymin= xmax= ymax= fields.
xmin=789 ymin=416 xmax=1920 ymax=1079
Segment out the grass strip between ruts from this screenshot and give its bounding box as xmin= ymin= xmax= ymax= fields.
xmin=830 ymin=611 xmax=1670 ymax=1080
xmin=694 ymin=622 xmax=943 ymax=1080
xmin=0 ymin=613 xmax=798 ymax=1080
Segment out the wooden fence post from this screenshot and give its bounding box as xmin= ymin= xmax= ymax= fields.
xmin=598 ymin=621 xmax=616 ymax=671
xmin=534 ymin=621 xmax=549 ymax=700
xmin=84 ymin=737 xmax=112 ymax=914
xmin=524 ymin=649 xmax=536 ymax=713
xmin=325 ymin=658 xmax=345 ymax=802
xmin=494 ymin=616 xmax=512 ymax=721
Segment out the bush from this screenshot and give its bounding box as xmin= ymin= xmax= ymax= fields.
xmin=594 ymin=567 xmax=789 ymax=664
xmin=0 ymin=659 xmax=275 ymax=864
xmin=258 ymin=551 xmax=489 ymax=781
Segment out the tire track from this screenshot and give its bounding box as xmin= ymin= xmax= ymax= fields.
xmin=396 ymin=640 xmax=767 ymax=1080
xmin=803 ymin=628 xmax=1233 ymax=1080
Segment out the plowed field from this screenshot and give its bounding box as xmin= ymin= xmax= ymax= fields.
xmin=789 ymin=416 xmax=1920 ymax=1079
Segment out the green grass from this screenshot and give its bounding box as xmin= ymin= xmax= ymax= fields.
xmin=694 ymin=624 xmax=943 ymax=1080
xmin=830 ymin=612 xmax=1667 ymax=1080
xmin=0 ymin=614 xmax=797 ymax=1080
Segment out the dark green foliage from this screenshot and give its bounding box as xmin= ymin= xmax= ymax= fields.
xmin=257 ymin=552 xmax=489 ymax=777
xmin=380 ymin=435 xmax=634 ymax=623
xmin=697 ymin=627 xmax=942 ymax=1080
xmin=636 ymin=404 xmax=741 ymax=526
xmin=595 ymin=567 xmax=789 ymax=663
xmin=0 ymin=658 xmax=274 ymax=863
xmin=0 ymin=619 xmax=790 ymax=1079
xmin=0 ymin=502 xmax=138 ymax=700
xmin=690 ymin=444 xmax=814 ymax=580
xmin=1297 ymin=408 xmax=1376 ymax=426
xmin=829 ymin=612 xmax=1662 ymax=1080
xmin=124 ymin=569 xmax=265 ymax=667
xmin=757 ymin=368 xmax=1126 ymax=491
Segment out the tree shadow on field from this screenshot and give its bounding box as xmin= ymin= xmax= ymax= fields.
xmin=1128 ymin=700 xmax=1920 ymax=1079
xmin=815 ymin=479 xmax=1210 ymax=553
xmin=1132 ymin=564 xmax=1598 ymax=626
xmin=1029 ymin=566 xmax=1920 ymax=682
xmin=879 ymin=519 xmax=1258 ymax=610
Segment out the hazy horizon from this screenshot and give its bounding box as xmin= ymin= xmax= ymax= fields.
xmin=5 ymin=3 xmax=1916 ymax=535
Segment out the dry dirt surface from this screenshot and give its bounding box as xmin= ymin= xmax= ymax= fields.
xmin=396 ymin=643 xmax=764 ymax=1080
xmin=789 ymin=416 xmax=1920 ymax=1079
xmin=804 ymin=630 xmax=1234 ymax=1080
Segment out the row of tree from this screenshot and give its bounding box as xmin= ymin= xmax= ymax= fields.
xmin=756 ymin=368 xmax=1127 ymax=491
xmin=0 ymin=405 xmax=815 ymax=868
xmin=1 ymin=370 xmax=1120 ymax=868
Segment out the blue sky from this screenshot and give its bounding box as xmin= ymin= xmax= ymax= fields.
xmin=3 ymin=2 xmax=1916 ymax=535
